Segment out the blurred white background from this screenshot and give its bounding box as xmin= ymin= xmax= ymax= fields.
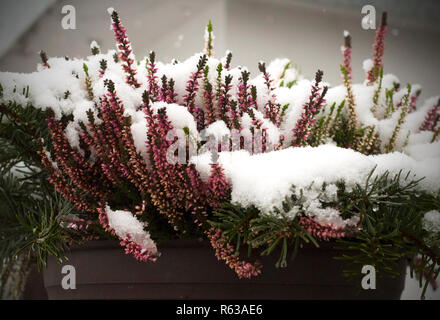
xmin=0 ymin=0 xmax=439 ymax=299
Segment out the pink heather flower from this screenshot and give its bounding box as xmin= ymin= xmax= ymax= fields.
xmin=207 ymin=162 xmax=231 ymax=209
xmin=341 ymin=32 xmax=352 ymax=83
xmin=46 ymin=111 xmax=109 ymax=201
xmin=143 ymin=95 xmax=218 ymax=228
xmin=249 ymin=86 xmax=258 ymax=110
xmin=167 ymin=78 xmax=178 ymax=103
xmin=135 ymin=200 xmax=147 ymax=215
xmin=367 ymin=12 xmax=387 ymax=84
xmin=299 ymin=216 xmax=346 ymax=241
xmin=208 ymin=227 xmax=262 ymax=279
xmin=292 ymin=70 xmax=328 ymax=147
xmin=184 ymin=54 xmax=208 ymax=131
xmin=217 ymin=74 xmax=233 ymax=127
xmin=261 ymin=128 xmax=268 ymax=153
xmin=121 ymin=236 xmax=158 ymax=263
xmin=259 ymin=62 xmax=281 ymax=127
xmin=237 ymin=70 xmax=251 ymax=116
xmin=109 ymin=9 xmax=141 ymax=88
xmin=159 ymin=74 xmax=169 ymax=102
xmin=98 ymin=81 xmax=132 ymax=179
xmin=39 ymin=50 xmax=50 ymax=69
xmin=408 ymin=89 xmax=421 ymax=113
xmin=203 ymin=81 xmax=217 ymax=126
xmin=224 ymin=51 xmax=232 ymax=70
xmin=419 ymin=99 xmax=440 ymax=132
xmin=66 ymin=217 xmax=92 ymax=231
xmin=100 ymin=205 xmax=159 ymax=262
xmin=146 ymin=51 xmax=160 ymax=101
xmin=159 ymin=75 xmax=178 ymax=104
xmin=99 ymin=59 xmax=107 ymax=78
xmin=229 ymin=101 xmax=241 ymax=130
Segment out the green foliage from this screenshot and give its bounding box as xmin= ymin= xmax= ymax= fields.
xmin=279 ymin=103 xmax=290 ymax=119
xmin=82 ymin=63 xmax=89 ymax=76
xmin=215 ymin=62 xmax=223 ymax=100
xmin=332 ymin=112 xmax=358 ymax=148
xmin=384 ymin=87 xmax=395 ymax=118
xmin=0 ymin=99 xmax=79 ymax=297
xmin=83 ymin=63 xmax=94 ymax=100
xmin=278 ymin=61 xmax=291 ymax=87
xmin=0 ymin=165 xmax=74 ymax=298
xmin=210 ymin=169 xmax=440 ymax=298
xmin=210 ymin=201 xmax=318 ymax=269
xmin=0 ymin=101 xmax=50 ymax=165
xmin=210 ymin=203 xmax=259 ymax=256
xmin=334 ymin=170 xmax=439 ymax=297
xmin=250 ymin=215 xmax=319 ymax=268
xmin=384 ymin=84 xmax=411 ymax=153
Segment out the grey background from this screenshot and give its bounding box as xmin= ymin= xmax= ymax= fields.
xmin=0 ymin=0 xmax=439 ymax=299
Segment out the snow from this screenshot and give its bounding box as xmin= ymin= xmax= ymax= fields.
xmin=130 ymin=110 xmax=149 ymax=161
xmin=204 ymin=120 xmax=230 ymax=142
xmin=64 ymin=122 xmax=81 ymax=151
xmin=277 ymin=79 xmax=314 ymax=145
xmin=191 ymin=144 xmax=440 ymax=226
xmin=423 ymin=210 xmax=440 ymax=233
xmin=152 ymin=101 xmax=198 ymax=135
xmin=405 ymin=141 xmax=440 ymax=161
xmin=362 ymin=59 xmax=374 ymax=73
xmin=90 ymin=40 xmax=100 ymax=50
xmin=106 ymin=205 xmax=158 ymax=254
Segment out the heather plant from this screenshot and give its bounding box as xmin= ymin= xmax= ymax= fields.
xmin=0 ymin=9 xmax=439 ymax=298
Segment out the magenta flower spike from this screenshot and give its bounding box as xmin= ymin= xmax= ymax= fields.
xmin=184 ymin=54 xmax=208 ymax=130
xmin=419 ymin=99 xmax=440 ymax=132
xmin=341 ymin=32 xmax=353 ymax=83
xmin=292 ymin=70 xmax=328 ymax=147
xmin=367 ymin=12 xmax=387 ymax=84
xmin=259 ymin=62 xmax=281 ymax=126
xmin=109 ymin=8 xmax=141 ymax=88
xmin=146 ymin=51 xmax=160 ymax=101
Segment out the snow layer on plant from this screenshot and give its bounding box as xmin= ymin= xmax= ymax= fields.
xmin=405 ymin=141 xmax=440 ymax=161
xmin=191 ymin=144 xmax=440 ymax=226
xmin=152 ymin=102 xmax=198 ymax=134
xmin=276 ymin=79 xmax=315 ymax=145
xmin=423 ymin=210 xmax=440 ymax=233
xmin=362 ymin=59 xmax=374 ymax=73
xmin=204 ymin=120 xmax=230 ymax=141
xmin=90 ymin=40 xmax=100 ymax=50
xmin=266 ymin=58 xmax=302 ymax=87
xmin=106 ymin=205 xmax=157 ymax=254
xmin=130 ymin=110 xmax=149 ymax=160
xmin=1 ymin=46 xmax=440 ymax=227
xmin=64 ymin=122 xmax=82 ymax=153
xmin=324 ymin=76 xmax=439 ymax=151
